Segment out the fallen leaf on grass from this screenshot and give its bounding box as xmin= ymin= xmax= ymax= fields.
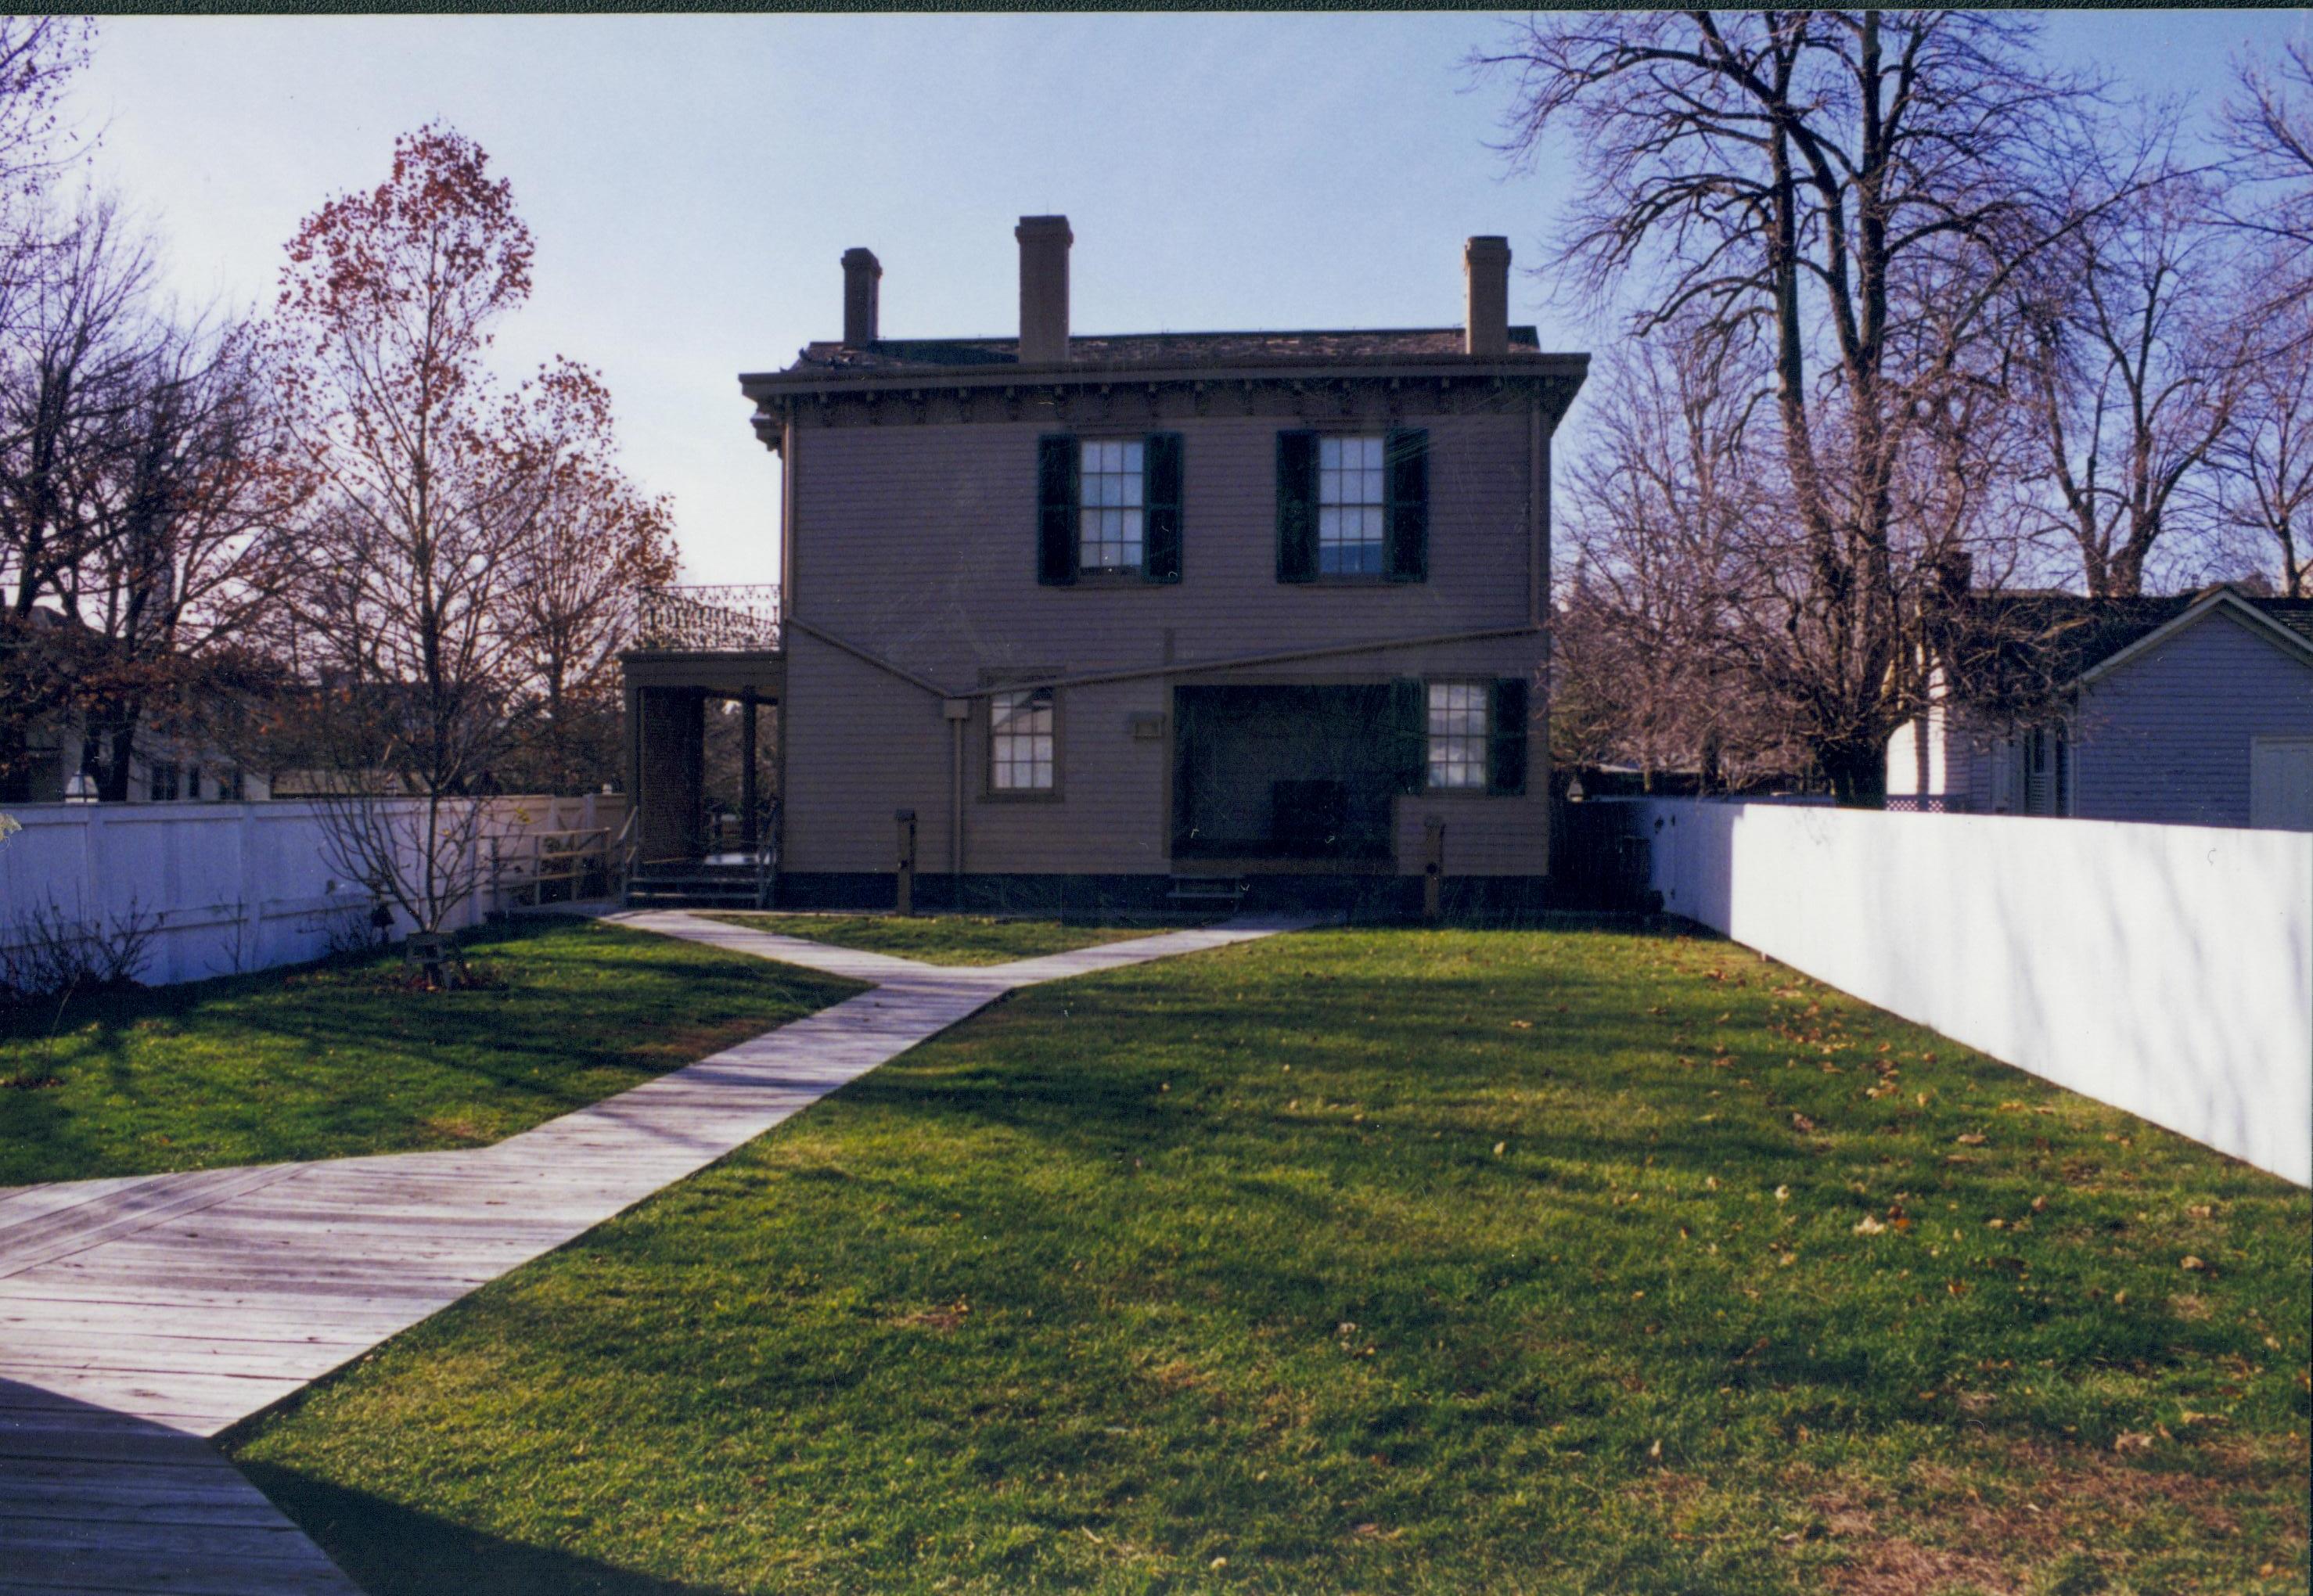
xmin=1955 ymin=1133 xmax=1987 ymax=1146
xmin=1854 ymin=1215 xmax=1887 ymax=1235
xmin=1791 ymin=1113 xmax=1817 ymax=1132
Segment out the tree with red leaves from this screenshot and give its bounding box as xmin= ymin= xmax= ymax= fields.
xmin=274 ymin=124 xmax=659 ymax=945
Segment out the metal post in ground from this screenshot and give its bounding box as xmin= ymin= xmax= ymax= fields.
xmin=894 ymin=808 xmax=916 ymax=915
xmin=1423 ymin=817 xmax=1445 ymax=922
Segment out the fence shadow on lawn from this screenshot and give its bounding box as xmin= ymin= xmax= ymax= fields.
xmin=235 ymin=1460 xmax=734 ymax=1596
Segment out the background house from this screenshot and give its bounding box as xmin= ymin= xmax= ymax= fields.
xmin=1887 ymin=586 xmax=2313 ymax=828
xmin=624 ymin=219 xmax=1586 ymax=915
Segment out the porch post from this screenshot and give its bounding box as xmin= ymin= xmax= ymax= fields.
xmin=739 ymin=693 xmax=758 ymax=851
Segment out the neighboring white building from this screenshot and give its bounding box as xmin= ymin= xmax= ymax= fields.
xmin=5 ymin=714 xmax=272 ymax=805
xmin=1887 ymin=586 xmax=2313 ymax=829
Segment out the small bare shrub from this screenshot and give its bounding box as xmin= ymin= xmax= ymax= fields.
xmin=0 ymin=897 xmax=162 ymax=1009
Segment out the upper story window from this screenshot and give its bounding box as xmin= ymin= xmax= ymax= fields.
xmin=1318 ymin=436 xmax=1386 ymax=576
xmin=1426 ymin=682 xmax=1487 ymax=790
xmin=990 ymin=687 xmax=1056 ymax=792
xmin=149 ymin=761 xmax=181 ymax=802
xmin=1038 ymin=433 xmax=1182 ymax=587
xmin=1278 ymin=428 xmax=1427 ymax=584
xmin=1079 ymin=440 xmax=1145 ymax=572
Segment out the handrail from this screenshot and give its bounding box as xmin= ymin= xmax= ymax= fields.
xmin=615 ymin=807 xmax=639 ymax=901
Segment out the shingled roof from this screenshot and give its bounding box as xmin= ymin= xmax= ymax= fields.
xmin=1944 ymin=587 xmax=2313 ymax=708
xmin=782 ymin=325 xmax=1550 ymax=375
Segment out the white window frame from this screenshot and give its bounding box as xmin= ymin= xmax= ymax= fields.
xmin=1317 ymin=435 xmax=1386 ymax=577
xmin=1078 ymin=439 xmax=1146 ymax=573
xmin=989 ymin=687 xmax=1057 ymax=794
xmin=1426 ymin=681 xmax=1487 ymax=791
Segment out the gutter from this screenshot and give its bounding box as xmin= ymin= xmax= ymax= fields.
xmin=740 ymin=353 xmax=1590 ymax=406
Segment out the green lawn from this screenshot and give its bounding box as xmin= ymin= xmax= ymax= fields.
xmin=227 ymin=926 xmax=2308 ymax=1595
xmin=703 ymin=912 xmax=1170 ymax=967
xmin=0 ymin=918 xmax=862 ymax=1186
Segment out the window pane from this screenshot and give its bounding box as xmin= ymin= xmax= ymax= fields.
xmin=1078 ymin=440 xmax=1149 ymax=571
xmin=1311 ymin=435 xmax=1386 ymax=572
xmin=991 ymin=688 xmax=1056 ymax=790
xmin=1425 ymin=682 xmax=1487 ymax=789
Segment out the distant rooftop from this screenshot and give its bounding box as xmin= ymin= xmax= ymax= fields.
xmin=1955 ymin=587 xmax=2313 ymax=691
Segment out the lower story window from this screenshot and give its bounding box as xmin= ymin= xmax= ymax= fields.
xmin=991 ymin=688 xmax=1056 ymax=791
xmin=1426 ymin=682 xmax=1486 ymax=790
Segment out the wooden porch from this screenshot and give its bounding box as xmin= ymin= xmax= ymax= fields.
xmin=620 ymin=585 xmax=785 ymax=906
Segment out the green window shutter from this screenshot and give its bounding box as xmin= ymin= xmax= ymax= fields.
xmin=1489 ymin=677 xmax=1529 ymax=795
xmin=1142 ymin=431 xmax=1184 ymax=584
xmin=1384 ymin=427 xmax=1429 ymax=584
xmin=1390 ymin=676 xmax=1427 ymax=794
xmin=1038 ymin=433 xmax=1078 ymax=586
xmin=1276 ymin=430 xmax=1318 ymax=583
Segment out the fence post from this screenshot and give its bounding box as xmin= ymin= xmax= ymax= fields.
xmin=240 ymin=803 xmax=265 ymax=969
xmin=80 ymin=801 xmax=102 ymax=934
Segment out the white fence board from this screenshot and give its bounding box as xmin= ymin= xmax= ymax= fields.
xmin=0 ymin=795 xmax=627 ymax=987
xmin=1611 ymin=799 xmax=2313 ymax=1186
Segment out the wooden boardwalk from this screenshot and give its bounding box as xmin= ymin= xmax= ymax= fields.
xmin=0 ymin=912 xmax=1309 ymax=1594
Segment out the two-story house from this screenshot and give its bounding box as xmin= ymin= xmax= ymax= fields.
xmin=628 ymin=217 xmax=1586 ymax=915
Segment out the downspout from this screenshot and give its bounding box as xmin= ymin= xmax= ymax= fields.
xmin=1528 ymin=399 xmax=1544 ymax=628
xmin=949 ymin=710 xmax=965 ymax=878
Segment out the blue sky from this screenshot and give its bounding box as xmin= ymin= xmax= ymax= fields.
xmin=63 ymin=11 xmax=2311 ymax=584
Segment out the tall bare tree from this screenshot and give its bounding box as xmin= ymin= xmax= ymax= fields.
xmin=2209 ymin=288 xmax=2313 ymax=597
xmin=2014 ymin=146 xmax=2243 ymax=598
xmin=273 ymin=124 xmax=547 ymax=941
xmin=1556 ymin=330 xmax=1792 ymax=789
xmin=496 ymin=359 xmax=675 ymax=793
xmin=1483 ymin=11 xmax=2103 ymax=800
xmin=71 ymin=319 xmax=303 ymax=798
xmin=2219 ymin=39 xmax=2313 ymax=279
xmin=0 ymin=201 xmax=164 ymax=796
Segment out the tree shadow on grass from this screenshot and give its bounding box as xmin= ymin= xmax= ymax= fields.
xmin=236 ymin=1459 xmax=734 ymax=1596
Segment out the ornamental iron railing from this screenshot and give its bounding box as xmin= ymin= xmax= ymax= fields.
xmin=633 ymin=584 xmax=782 ymax=651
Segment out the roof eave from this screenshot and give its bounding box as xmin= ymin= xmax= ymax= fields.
xmin=2073 ymin=588 xmax=2313 ymax=688
xmin=740 ymin=350 xmax=1590 ymax=401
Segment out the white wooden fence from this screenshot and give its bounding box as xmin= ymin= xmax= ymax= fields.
xmin=0 ymin=794 xmax=629 ymax=987
xmin=1606 ymin=799 xmax=2313 ymax=1186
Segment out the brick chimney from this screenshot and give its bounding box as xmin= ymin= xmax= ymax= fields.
xmin=1016 ymin=215 xmax=1072 ymax=365
xmin=841 ymin=247 xmax=881 ymax=346
xmin=1464 ymin=235 xmax=1511 ymax=357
